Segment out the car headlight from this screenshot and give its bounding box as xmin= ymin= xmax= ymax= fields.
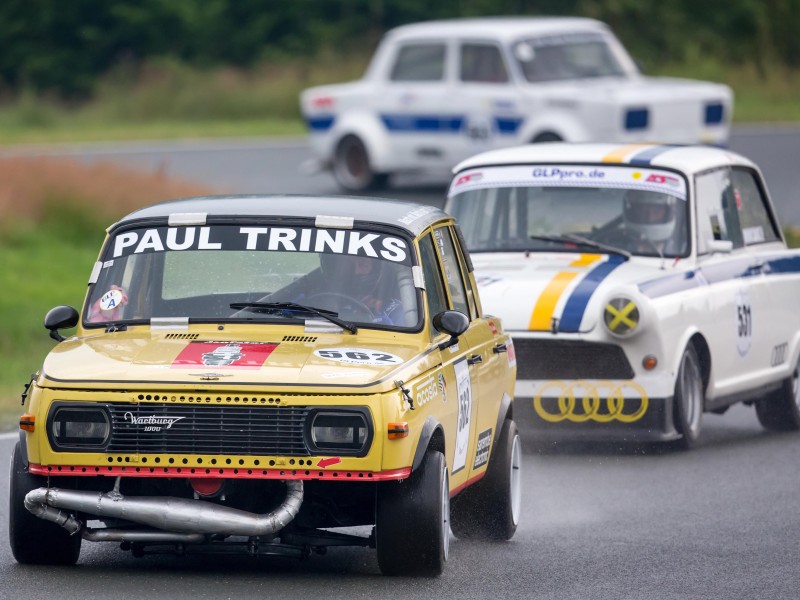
xmin=307 ymin=409 xmax=372 ymax=456
xmin=49 ymin=405 xmax=110 ymax=449
xmin=603 ymin=296 xmax=640 ymax=337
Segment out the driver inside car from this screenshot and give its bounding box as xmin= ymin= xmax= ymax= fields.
xmin=597 ymin=189 xmax=686 ymax=256
xmin=298 ymin=254 xmax=406 ymax=326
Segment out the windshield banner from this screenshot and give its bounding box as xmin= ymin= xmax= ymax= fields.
xmin=109 ymin=225 xmax=411 ymax=264
xmin=449 ymin=164 xmax=687 ymax=200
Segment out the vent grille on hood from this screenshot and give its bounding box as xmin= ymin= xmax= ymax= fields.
xmin=282 ymin=335 xmax=318 ymax=343
xmin=164 ymin=333 xmax=200 ymax=340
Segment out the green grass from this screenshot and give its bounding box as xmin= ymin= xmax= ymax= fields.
xmin=0 ymin=203 xmax=106 ymax=431
xmin=0 ymin=56 xmax=797 ymax=146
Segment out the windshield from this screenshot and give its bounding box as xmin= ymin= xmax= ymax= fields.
xmin=447 ymin=165 xmax=689 ymax=258
xmin=513 ymin=33 xmax=626 ymax=82
xmin=85 ymin=224 xmax=420 ymax=330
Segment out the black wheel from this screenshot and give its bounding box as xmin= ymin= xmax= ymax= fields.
xmin=376 ymin=449 xmax=449 ymax=576
xmin=672 ymin=345 xmax=704 ymax=450
xmin=450 ymin=419 xmax=521 ymax=540
xmin=531 ymin=131 xmax=562 ymax=143
xmin=755 ymin=356 xmax=800 ymax=431
xmin=9 ymin=441 xmax=81 ymax=565
xmin=332 ymin=135 xmax=388 ymax=192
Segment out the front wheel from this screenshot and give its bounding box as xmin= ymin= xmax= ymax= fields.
xmin=450 ymin=419 xmax=521 ymax=540
xmin=671 ymin=345 xmax=704 ymax=450
xmin=376 ymin=449 xmax=449 ymax=576
xmin=755 ymin=356 xmax=800 ymax=431
xmin=332 ymin=135 xmax=389 ymax=192
xmin=9 ymin=441 xmax=82 ymax=565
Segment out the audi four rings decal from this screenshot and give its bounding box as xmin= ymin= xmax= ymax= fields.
xmin=533 ymin=380 xmax=649 ymax=423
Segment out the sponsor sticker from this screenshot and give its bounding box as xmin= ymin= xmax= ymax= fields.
xmin=172 ymin=341 xmax=278 ymax=369
xmin=99 ymin=289 xmax=124 ymax=311
xmin=438 ymin=373 xmax=447 ymax=402
xmin=473 ymin=428 xmax=492 ymax=469
xmin=413 ymin=375 xmax=440 ymax=409
xmin=506 ymin=337 xmax=517 ymax=369
xmin=314 ymin=348 xmax=403 ymax=366
xmin=453 ymin=359 xmax=473 ymax=474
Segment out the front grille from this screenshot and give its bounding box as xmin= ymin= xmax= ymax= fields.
xmin=513 ymin=338 xmax=634 ymax=380
xmin=106 ymin=403 xmax=310 ymax=456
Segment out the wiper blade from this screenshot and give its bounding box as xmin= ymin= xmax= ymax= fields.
xmin=530 ymin=234 xmax=630 ymax=258
xmin=229 ymin=302 xmax=357 ymax=333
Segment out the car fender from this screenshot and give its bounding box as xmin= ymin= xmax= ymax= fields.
xmin=491 ymin=392 xmax=513 ymax=454
xmin=519 ymin=111 xmax=591 ymax=143
xmin=411 ymin=416 xmax=445 ymax=472
xmin=329 ymin=110 xmax=393 ymax=171
xmin=670 ymin=326 xmax=708 ymax=389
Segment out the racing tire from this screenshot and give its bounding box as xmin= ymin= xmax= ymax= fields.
xmin=671 ymin=345 xmax=704 ymax=450
xmin=755 ymin=356 xmax=800 ymax=431
xmin=332 ymin=135 xmax=389 ymax=193
xmin=450 ymin=419 xmax=521 ymax=541
xmin=9 ymin=441 xmax=81 ymax=565
xmin=531 ymin=132 xmax=562 ymax=143
xmin=376 ymin=449 xmax=449 ymax=576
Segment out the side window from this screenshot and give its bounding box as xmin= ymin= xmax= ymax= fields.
xmin=730 ymin=168 xmax=781 ymax=245
xmin=452 ymin=225 xmax=479 ymax=320
xmin=433 ymin=227 xmax=470 ymax=316
xmin=695 ymin=168 xmax=744 ymax=254
xmin=460 ymin=43 xmax=509 ymax=83
xmin=418 ymin=234 xmax=448 ymax=336
xmin=390 ymin=43 xmax=446 ymax=82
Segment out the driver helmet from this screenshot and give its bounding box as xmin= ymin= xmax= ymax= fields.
xmin=319 ymin=253 xmax=382 ymax=298
xmin=623 ymin=189 xmax=677 ymax=242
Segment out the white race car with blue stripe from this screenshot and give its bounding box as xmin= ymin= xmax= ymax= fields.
xmin=300 ymin=17 xmax=732 ymax=192
xmin=446 ymin=142 xmax=800 ymax=448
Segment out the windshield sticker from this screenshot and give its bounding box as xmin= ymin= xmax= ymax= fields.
xmin=449 ymin=164 xmax=687 ymax=200
xmin=99 ymin=288 xmax=125 ymax=311
xmin=172 ymin=341 xmax=278 ymax=369
xmin=110 ymin=225 xmax=410 ymax=265
xmin=314 ymin=348 xmax=403 ymax=366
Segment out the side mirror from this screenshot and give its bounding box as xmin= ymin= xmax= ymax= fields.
xmin=44 ymin=305 xmax=79 ymax=342
xmin=433 ymin=310 xmax=469 ymax=350
xmin=707 ymin=239 xmax=734 ymax=254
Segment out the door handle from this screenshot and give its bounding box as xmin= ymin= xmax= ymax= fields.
xmin=493 ymin=343 xmax=507 ymax=354
xmin=467 ymin=354 xmax=483 ymax=365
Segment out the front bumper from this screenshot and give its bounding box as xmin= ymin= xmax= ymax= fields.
xmin=515 ymin=391 xmax=680 ymax=443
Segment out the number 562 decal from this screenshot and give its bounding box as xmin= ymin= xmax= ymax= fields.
xmin=314 ymin=348 xmax=403 ymax=366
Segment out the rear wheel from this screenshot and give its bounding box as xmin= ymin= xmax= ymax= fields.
xmin=672 ymin=345 xmax=704 ymax=450
xmin=9 ymin=441 xmax=81 ymax=565
xmin=756 ymin=356 xmax=800 ymax=431
xmin=450 ymin=419 xmax=521 ymax=540
xmin=531 ymin=131 xmax=562 ymax=143
xmin=332 ymin=135 xmax=388 ymax=192
xmin=376 ymin=449 xmax=449 ymax=576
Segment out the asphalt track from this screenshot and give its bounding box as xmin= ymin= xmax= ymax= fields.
xmin=2 ymin=128 xmax=800 ymax=598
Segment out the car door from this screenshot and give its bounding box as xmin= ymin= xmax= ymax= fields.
xmin=694 ymin=167 xmax=774 ymax=397
xmin=454 ymin=40 xmax=521 ymax=160
xmin=430 ymin=224 xmax=506 ymax=482
xmin=378 ymin=39 xmax=467 ymax=170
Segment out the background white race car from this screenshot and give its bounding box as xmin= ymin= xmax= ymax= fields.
xmin=301 ymin=17 xmax=733 ymax=192
xmin=446 ymin=142 xmax=800 ymax=449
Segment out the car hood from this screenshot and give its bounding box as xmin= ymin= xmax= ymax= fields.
xmin=40 ymin=328 xmax=430 ymax=394
xmin=472 ymin=252 xmax=670 ymax=333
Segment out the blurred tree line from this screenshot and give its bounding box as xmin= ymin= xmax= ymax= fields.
xmin=1 ymin=0 xmax=798 ymax=97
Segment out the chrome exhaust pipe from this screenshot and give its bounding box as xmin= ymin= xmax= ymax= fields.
xmin=25 ymin=481 xmax=303 ymax=537
xmin=82 ymin=529 xmax=206 ymax=544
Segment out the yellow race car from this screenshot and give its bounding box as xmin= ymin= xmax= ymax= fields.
xmin=10 ymin=196 xmax=518 ymax=576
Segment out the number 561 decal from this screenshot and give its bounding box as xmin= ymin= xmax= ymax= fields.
xmin=314 ymin=348 xmax=403 ymax=366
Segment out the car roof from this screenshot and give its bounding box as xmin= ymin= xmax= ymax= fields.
xmin=386 ymin=17 xmax=609 ymax=43
xmin=114 ymin=195 xmax=449 ymax=237
xmin=451 ymin=143 xmax=758 ymax=175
